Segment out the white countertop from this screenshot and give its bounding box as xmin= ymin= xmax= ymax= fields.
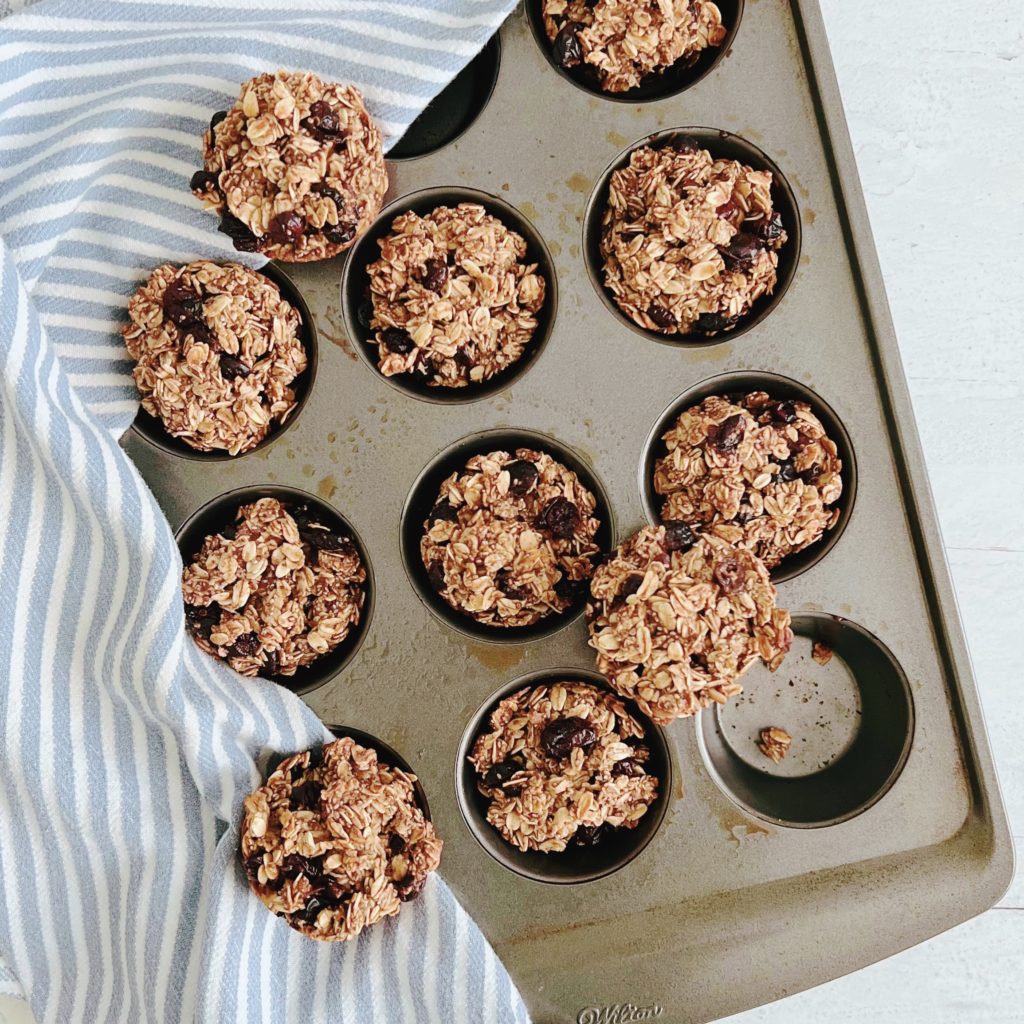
xmin=0 ymin=2 xmax=1019 ymax=1022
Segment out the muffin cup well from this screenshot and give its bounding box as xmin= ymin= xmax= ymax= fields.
xmin=697 ymin=613 xmax=914 ymax=828
xmin=456 ymin=668 xmax=672 ymax=884
xmin=583 ymin=127 xmax=801 ymax=347
xmin=525 ymin=0 xmax=744 ymax=104
xmin=640 ymin=370 xmax=857 ymax=583
xmin=388 ymin=35 xmax=501 ymax=160
xmin=175 ymin=484 xmax=374 ymax=696
xmin=400 ymin=428 xmax=614 ymax=644
xmin=340 ymin=187 xmax=557 ymax=404
xmin=129 ymin=261 xmax=318 ymax=461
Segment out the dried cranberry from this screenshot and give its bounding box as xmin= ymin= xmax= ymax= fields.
xmin=695 ymin=311 xmax=740 ymax=335
xmin=713 ymin=558 xmax=744 ymax=595
xmin=536 ymin=497 xmax=579 ymax=540
xmin=357 ymin=298 xmax=375 ymax=330
xmin=301 ymin=99 xmax=347 ymax=141
xmin=396 ymin=875 xmax=426 ymax=902
xmin=228 ymin=632 xmax=261 ymax=658
xmin=663 ymin=521 xmax=697 ymax=552
xmin=495 ymin=568 xmax=530 ymax=602
xmin=242 ymin=852 xmax=263 ymax=881
xmin=708 ymin=414 xmax=745 ymax=453
xmin=268 ymin=211 xmax=306 ymax=246
xmin=311 ymin=182 xmax=346 ymax=211
xmin=553 ymin=22 xmax=583 ymax=67
xmin=483 ymin=758 xmax=524 ymax=793
xmin=289 ymin=779 xmax=322 ymax=810
xmin=757 ymin=211 xmax=786 ymax=243
xmin=162 ymin=279 xmax=203 ymax=326
xmin=428 ymin=501 xmax=459 ymax=526
xmin=280 ymin=853 xmax=321 ymax=880
xmin=219 ymin=521 xmax=238 ymax=541
xmin=381 ymin=327 xmax=414 ymax=355
xmin=263 ymin=648 xmax=281 ymax=677
xmin=209 ymin=109 xmax=227 ymax=138
xmin=617 ymin=573 xmax=645 ymax=602
xmin=720 ymin=231 xmax=764 ymax=271
xmin=612 ymin=757 xmax=644 ymax=778
xmin=427 ymin=560 xmax=446 ymax=592
xmin=298 ymin=895 xmax=326 ymax=922
xmin=185 ymin=602 xmax=219 ymax=638
xmin=421 ymin=257 xmax=448 ymax=292
xmin=573 ymin=824 xmax=608 ymax=848
xmin=388 ymin=834 xmax=406 ymax=855
xmin=219 ymin=354 xmax=250 ymax=381
xmin=716 ymin=198 xmax=742 ymax=221
xmin=647 ymin=303 xmax=677 ymax=330
xmin=777 ymin=459 xmax=799 ymax=482
xmin=541 ymin=716 xmax=597 ymax=760
xmin=218 ymin=213 xmax=260 ymax=252
xmin=670 ymin=135 xmax=702 ymax=154
xmin=768 ymin=399 xmax=798 ymax=424
xmin=505 ymin=459 xmax=539 ymax=497
xmin=553 ymin=574 xmax=587 ymax=604
xmin=189 ymin=169 xmax=219 ymax=194
xmin=734 ymin=505 xmax=756 ymax=525
xmin=324 ymin=222 xmax=356 ymax=246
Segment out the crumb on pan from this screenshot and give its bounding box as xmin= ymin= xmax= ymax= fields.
xmin=812 ymin=641 xmax=834 ymax=666
xmin=758 ymin=726 xmax=792 ymax=763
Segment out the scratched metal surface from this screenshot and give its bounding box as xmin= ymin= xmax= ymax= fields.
xmin=122 ymin=3 xmax=1013 ymax=1021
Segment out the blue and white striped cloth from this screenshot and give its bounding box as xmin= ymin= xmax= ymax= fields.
xmin=0 ymin=2 xmax=529 ymax=1021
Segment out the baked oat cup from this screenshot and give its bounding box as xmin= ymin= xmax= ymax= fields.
xmin=526 ymin=0 xmax=742 ymax=102
xmin=587 ymin=524 xmax=793 ymax=726
xmin=401 ymin=430 xmax=613 ymax=642
xmin=240 ymin=731 xmax=442 ymax=940
xmin=583 ymin=127 xmax=800 ymax=345
xmin=457 ymin=669 xmax=671 ymax=884
xmin=342 ymin=188 xmax=557 ymax=403
xmin=125 ymin=261 xmax=316 ymax=460
xmin=697 ymin=612 xmax=914 ymax=828
xmin=641 ymin=371 xmax=857 ymax=582
xmin=176 ymin=485 xmax=373 ymax=696
xmin=191 ymin=70 xmax=387 ymax=262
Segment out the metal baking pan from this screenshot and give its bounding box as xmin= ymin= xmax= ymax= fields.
xmin=122 ymin=2 xmax=1013 ymax=1021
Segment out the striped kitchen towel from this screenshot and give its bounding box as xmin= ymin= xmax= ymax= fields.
xmin=0 ymin=2 xmax=529 ymax=1022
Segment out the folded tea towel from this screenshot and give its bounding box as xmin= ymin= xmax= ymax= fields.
xmin=0 ymin=1 xmax=528 ymax=1021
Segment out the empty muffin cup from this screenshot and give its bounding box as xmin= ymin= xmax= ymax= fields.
xmin=697 ymin=612 xmax=914 ymax=827
xmin=525 ymin=0 xmax=743 ymax=103
xmin=388 ymin=35 xmax=501 ymax=160
xmin=641 ymin=370 xmax=857 ymax=583
xmin=583 ymin=127 xmax=800 ymax=346
xmin=175 ymin=484 xmax=374 ymax=696
xmin=129 ymin=262 xmax=318 ymax=460
xmin=401 ymin=428 xmax=614 ymax=643
xmin=456 ymin=669 xmax=672 ymax=883
xmin=341 ymin=187 xmax=557 ymax=403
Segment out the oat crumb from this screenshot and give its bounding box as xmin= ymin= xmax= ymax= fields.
xmin=812 ymin=642 xmax=834 ymax=666
xmin=758 ymin=726 xmax=792 ymax=763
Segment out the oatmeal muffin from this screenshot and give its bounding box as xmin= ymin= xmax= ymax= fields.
xmin=542 ymin=0 xmax=727 ymax=94
xmin=191 ymin=70 xmax=387 ymax=262
xmin=420 ymin=448 xmax=602 ymax=628
xmin=182 ymin=497 xmax=365 ymax=677
xmin=600 ymin=138 xmax=788 ymax=337
xmin=587 ymin=524 xmax=792 ymax=725
xmin=469 ymin=681 xmax=659 ymax=853
xmin=365 ymin=203 xmax=546 ymax=388
xmin=123 ymin=261 xmax=306 ymax=455
xmin=653 ymin=392 xmax=844 ymax=569
xmin=241 ymin=736 xmax=442 ymax=941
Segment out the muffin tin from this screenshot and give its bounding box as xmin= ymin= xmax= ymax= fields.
xmin=122 ymin=3 xmax=1012 ymax=1022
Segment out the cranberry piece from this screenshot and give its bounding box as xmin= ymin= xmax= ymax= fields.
xmin=162 ymin=278 xmax=203 ymax=327
xmin=357 ymin=298 xmax=374 ymax=330
xmin=612 ymin=757 xmax=644 ymax=778
xmin=421 ymin=257 xmax=448 ymax=292
xmin=573 ymin=824 xmax=608 ymax=848
xmin=428 ymin=501 xmax=459 ymax=525
xmin=708 ymin=414 xmax=745 ymax=453
xmin=381 ymin=327 xmax=414 ymax=355
xmin=268 ymin=211 xmax=306 ymax=246
xmin=617 ymin=573 xmax=645 ymax=602
xmin=758 ymin=211 xmax=786 ymax=243
xmin=541 ymin=716 xmax=597 ymax=760
xmin=716 ymin=198 xmax=742 ymax=221
xmin=185 ymin=603 xmax=219 ymax=639
xmin=695 ymin=311 xmax=740 ymax=335
xmin=537 ymin=497 xmax=579 ymax=540
xmin=228 ymin=632 xmax=260 ymax=658
xmin=219 ymin=354 xmax=250 ymax=381
xmin=777 ymin=459 xmax=799 ymax=482
xmin=505 ymin=459 xmax=539 ymax=497
xmin=218 ymin=213 xmax=260 ymax=252
xmin=324 ymin=222 xmax=356 ymax=246
xmin=483 ymin=757 xmax=524 ymax=792
xmin=663 ymin=521 xmax=697 ymax=552
xmin=300 ymin=99 xmax=347 ymax=141
xmin=720 ymin=231 xmax=764 ymax=271
xmin=553 ymin=22 xmax=584 ymax=68
xmin=427 ymin=560 xmax=446 ymax=592
xmin=670 ymin=135 xmax=702 ymax=154
xmin=311 ymin=182 xmax=346 ymax=211
xmin=553 ymin=574 xmax=587 ymax=604
xmin=242 ymin=852 xmax=263 ymax=882
xmin=209 ymin=109 xmax=227 ymax=137
xmin=263 ymin=648 xmax=281 ymax=676
xmin=495 ymin=568 xmax=530 ymax=602
xmin=396 ymin=875 xmax=426 ymax=902
xmin=768 ymin=399 xmax=798 ymax=424
xmin=713 ymin=557 xmax=745 ymax=595
xmin=647 ymin=303 xmax=677 ymax=330
xmin=289 ymin=779 xmax=323 ymax=810
xmin=189 ymin=169 xmax=219 ymax=194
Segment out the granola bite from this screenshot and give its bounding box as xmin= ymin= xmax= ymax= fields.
xmin=469 ymin=681 xmax=659 ymax=853
xmin=240 ymin=737 xmax=442 ymax=941
xmin=542 ymin=0 xmax=727 ymax=94
xmin=182 ymin=497 xmax=365 ymax=677
xmin=600 ymin=139 xmax=788 ymax=337
xmin=421 ymin=448 xmax=602 ymax=627
xmin=587 ymin=525 xmax=792 ymax=725
xmin=191 ymin=70 xmax=387 ymax=262
xmin=366 ymin=203 xmax=546 ymax=388
xmin=758 ymin=726 xmax=792 ymax=763
xmin=123 ymin=261 xmax=306 ymax=455
xmin=653 ymin=392 xmax=844 ymax=569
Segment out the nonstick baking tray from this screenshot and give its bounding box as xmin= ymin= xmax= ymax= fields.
xmin=122 ymin=2 xmax=1014 ymax=1021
